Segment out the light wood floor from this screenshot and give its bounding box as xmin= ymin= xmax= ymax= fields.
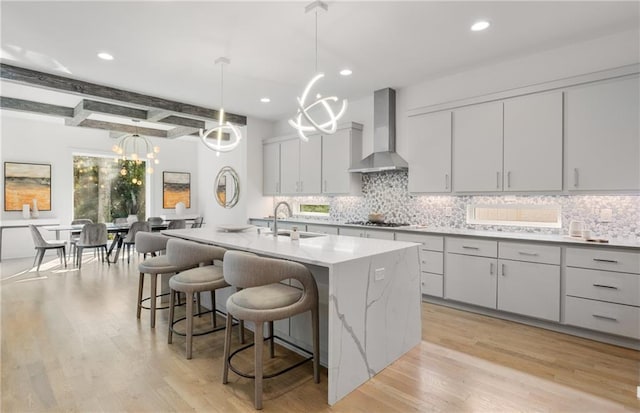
xmin=2 ymin=254 xmax=639 ymax=412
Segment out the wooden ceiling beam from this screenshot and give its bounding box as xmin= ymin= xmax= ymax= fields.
xmin=0 ymin=96 xmax=74 ymax=118
xmin=0 ymin=63 xmax=247 ymax=125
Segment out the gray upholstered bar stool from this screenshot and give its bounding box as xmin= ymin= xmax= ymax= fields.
xmin=222 ymin=251 xmax=320 ymax=410
xmin=166 ymin=239 xmax=245 ymax=359
xmin=135 ymin=232 xmax=181 ymax=328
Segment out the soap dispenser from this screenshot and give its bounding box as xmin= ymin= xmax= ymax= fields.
xmin=290 ymin=226 xmax=300 ymax=240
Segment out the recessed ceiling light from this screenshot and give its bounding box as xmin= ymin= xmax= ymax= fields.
xmin=97 ymin=52 xmax=114 ymax=60
xmin=340 ymin=69 xmax=353 ymax=76
xmin=260 ymin=97 xmax=271 ymax=103
xmin=471 ymin=21 xmax=490 ymax=32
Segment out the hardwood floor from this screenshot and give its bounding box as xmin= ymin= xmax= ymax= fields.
xmin=2 ymin=254 xmax=639 ymax=412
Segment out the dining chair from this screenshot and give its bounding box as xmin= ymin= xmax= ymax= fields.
xmin=121 ymin=221 xmax=151 ymax=263
xmin=76 ymin=223 xmax=109 ymax=269
xmin=69 ymin=218 xmax=93 ymax=260
xmin=29 ymin=225 xmax=67 ymax=272
xmin=167 ymin=219 xmax=186 ymax=230
xmin=191 ymin=217 xmax=204 ymax=228
xmin=147 ymin=216 xmax=164 ymax=225
xmin=222 ymin=251 xmax=320 ymax=410
xmin=114 ymin=217 xmax=128 ymax=225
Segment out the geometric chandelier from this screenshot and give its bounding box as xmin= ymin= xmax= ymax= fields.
xmin=200 ymin=57 xmax=243 ymax=156
xmin=288 ymin=1 xmax=347 ymax=142
xmin=111 ymin=120 xmax=159 ymax=174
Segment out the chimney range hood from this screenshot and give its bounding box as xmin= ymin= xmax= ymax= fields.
xmin=348 ymin=88 xmax=408 ymax=173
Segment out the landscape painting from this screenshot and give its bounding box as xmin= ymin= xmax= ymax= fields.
xmin=163 ymin=171 xmax=190 ymax=209
xmin=4 ymin=162 xmax=52 ymax=211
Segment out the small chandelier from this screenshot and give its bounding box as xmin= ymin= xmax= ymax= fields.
xmin=111 ymin=120 xmax=159 ymax=174
xmin=288 ymin=1 xmax=347 ymax=142
xmin=200 ymin=57 xmax=243 ymax=156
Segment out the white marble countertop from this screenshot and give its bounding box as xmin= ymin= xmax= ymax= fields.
xmin=162 ymin=227 xmax=420 ymax=267
xmin=249 ymin=217 xmax=640 ymax=249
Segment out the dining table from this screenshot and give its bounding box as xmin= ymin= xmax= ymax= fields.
xmin=46 ymin=222 xmax=168 ymax=263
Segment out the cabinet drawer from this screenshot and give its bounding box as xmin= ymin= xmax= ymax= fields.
xmin=395 ymin=232 xmax=444 ymax=251
xmin=564 ymin=296 xmax=640 ymax=339
xmin=419 ymin=250 xmax=444 ymax=274
xmin=566 ymin=248 xmax=640 ymax=274
xmin=499 ymin=242 xmax=560 ymax=265
xmin=306 ymin=224 xmax=338 ymax=235
xmin=421 ymin=273 xmax=443 ymax=297
xmin=566 ymin=267 xmax=640 ymax=307
xmin=446 ymin=237 xmax=497 ymax=258
xmin=277 ymin=222 xmax=306 ymax=231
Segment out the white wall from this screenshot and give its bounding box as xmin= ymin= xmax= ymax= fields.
xmin=0 ymin=112 xmax=199 ymax=258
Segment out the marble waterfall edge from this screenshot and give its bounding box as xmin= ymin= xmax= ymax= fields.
xmin=328 ymin=246 xmax=421 ymax=404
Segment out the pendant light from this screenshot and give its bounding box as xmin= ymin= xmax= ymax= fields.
xmin=112 ymin=119 xmax=159 ymax=174
xmin=288 ymin=1 xmax=347 ymax=142
xmin=200 ymin=57 xmax=243 ymax=156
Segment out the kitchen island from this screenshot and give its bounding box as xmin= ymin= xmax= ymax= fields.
xmin=162 ymin=227 xmax=421 ymax=405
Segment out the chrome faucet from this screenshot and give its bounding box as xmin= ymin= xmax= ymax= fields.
xmin=273 ymin=201 xmax=292 ymax=236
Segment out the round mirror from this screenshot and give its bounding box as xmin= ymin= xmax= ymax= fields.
xmin=215 ymin=166 xmax=240 ymax=208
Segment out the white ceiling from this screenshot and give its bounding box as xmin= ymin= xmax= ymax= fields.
xmin=1 ymin=1 xmax=638 ymax=122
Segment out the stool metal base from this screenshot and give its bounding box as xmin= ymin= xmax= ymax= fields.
xmin=169 ymin=308 xmax=238 ymax=338
xmin=227 ymin=335 xmax=313 ymax=380
xmin=139 ymin=291 xmax=172 ymax=311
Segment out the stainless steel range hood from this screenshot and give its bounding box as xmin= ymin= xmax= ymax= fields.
xmin=349 ymin=88 xmax=408 ymax=173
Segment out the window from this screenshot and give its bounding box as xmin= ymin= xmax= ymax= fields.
xmin=467 ymin=204 xmax=561 ymax=228
xmin=297 ymin=203 xmax=330 ymax=216
xmin=73 ymin=155 xmax=147 ymax=222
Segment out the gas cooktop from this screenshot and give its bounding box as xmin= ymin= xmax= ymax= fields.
xmin=345 ymin=221 xmax=410 ymax=228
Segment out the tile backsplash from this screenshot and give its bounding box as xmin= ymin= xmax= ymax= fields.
xmin=275 ymin=171 xmax=639 ymax=240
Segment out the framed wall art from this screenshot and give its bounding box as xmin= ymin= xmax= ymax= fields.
xmin=4 ymin=162 xmax=52 ymax=211
xmin=163 ymin=171 xmax=191 ymax=209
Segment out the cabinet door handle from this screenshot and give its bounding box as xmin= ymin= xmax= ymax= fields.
xmin=496 ymin=171 xmax=500 ymax=189
xmin=573 ymin=168 xmax=579 ymax=187
xmin=592 ymin=284 xmax=618 ymax=290
xmin=462 ymin=245 xmax=479 ymax=250
xmin=501 ymin=263 xmax=506 ymax=276
xmin=445 ymin=174 xmax=449 ymax=190
xmin=489 ymin=262 xmax=494 ymax=275
xmin=324 ymin=180 xmax=327 ymax=192
xmin=592 ymin=314 xmax=618 ymax=322
xmin=507 ymin=171 xmax=511 ymax=188
xmin=593 ymin=258 xmax=618 ymax=263
xmin=300 ymin=181 xmax=304 ymax=192
xmin=518 ymin=251 xmax=539 ymax=257
xmin=276 ymin=182 xmax=280 ymax=193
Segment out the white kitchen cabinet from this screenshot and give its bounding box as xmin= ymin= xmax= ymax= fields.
xmin=407 ymin=111 xmax=452 ymax=193
xmin=263 ymin=142 xmax=280 ymax=195
xmin=503 ymin=92 xmax=563 ymax=191
xmin=280 ymin=136 xmax=322 ymax=195
xmin=396 ymin=232 xmax=444 ymax=297
xmin=497 ymin=260 xmax=560 ymax=322
xmin=566 ymin=76 xmax=640 ymax=191
xmin=452 ymin=102 xmax=503 ymax=192
xmin=338 ymin=227 xmax=394 ymax=240
xmin=306 ymin=224 xmax=339 ymax=235
xmin=322 ymin=125 xmax=363 ymax=195
xmin=445 ymin=253 xmax=497 ymax=309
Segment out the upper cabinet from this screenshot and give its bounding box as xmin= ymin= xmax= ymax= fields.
xmin=503 ymin=92 xmax=563 ymax=192
xmin=566 ymin=76 xmax=640 ymax=191
xmin=453 ymin=102 xmax=504 ymax=192
xmin=407 ymin=111 xmax=452 ymax=193
xmin=262 ymin=123 xmax=363 ymax=196
xmin=321 ymin=124 xmax=363 ymax=195
xmin=280 ymin=136 xmax=322 ymax=195
xmin=451 ymin=93 xmax=563 ymax=193
xmin=263 ymin=141 xmax=280 ymax=195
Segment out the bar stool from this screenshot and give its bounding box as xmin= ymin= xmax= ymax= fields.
xmin=166 ymin=239 xmax=246 ymax=359
xmin=221 ymin=251 xmax=320 ymax=410
xmin=136 ymin=232 xmax=186 ymax=328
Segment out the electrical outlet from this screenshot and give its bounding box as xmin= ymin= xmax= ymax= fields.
xmin=374 ymin=268 xmax=385 ymax=281
xmin=445 ymin=207 xmax=452 ymax=217
xmin=599 ymin=208 xmax=613 ymax=222
xmin=637 ymin=385 xmax=640 ymax=399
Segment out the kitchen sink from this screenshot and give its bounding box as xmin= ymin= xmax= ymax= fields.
xmin=276 ymin=230 xmax=326 ymax=239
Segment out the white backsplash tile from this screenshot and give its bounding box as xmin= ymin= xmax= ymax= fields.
xmin=275 ymin=171 xmax=639 ymax=240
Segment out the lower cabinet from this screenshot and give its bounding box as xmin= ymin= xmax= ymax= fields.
xmin=338 ymin=227 xmax=395 ymax=240
xmin=396 ymin=232 xmax=444 ymax=297
xmin=306 ymin=224 xmax=339 ymax=235
xmin=445 ymin=252 xmax=497 ymax=309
